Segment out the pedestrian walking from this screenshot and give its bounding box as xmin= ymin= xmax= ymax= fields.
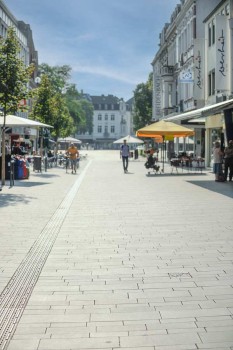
xmin=120 ymin=139 xmax=130 ymax=173
xmin=224 ymin=140 xmax=233 ymax=181
xmin=213 ymin=141 xmax=224 ymax=182
xmin=67 ymin=143 xmax=79 ymax=174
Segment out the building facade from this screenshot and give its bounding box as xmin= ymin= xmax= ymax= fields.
xmin=151 ymin=0 xmax=233 ymax=165
xmin=76 ymin=95 xmax=133 ymax=149
xmin=0 ymin=0 xmax=38 ymax=118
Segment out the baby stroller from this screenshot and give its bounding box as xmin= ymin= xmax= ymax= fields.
xmin=144 ymin=154 xmax=161 ymax=174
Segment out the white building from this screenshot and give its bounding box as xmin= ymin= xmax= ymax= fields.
xmin=152 ymin=0 xmax=233 ymax=164
xmin=76 ymin=95 xmax=133 ymax=149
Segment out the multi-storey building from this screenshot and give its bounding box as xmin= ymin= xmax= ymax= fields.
xmin=0 ymin=0 xmax=38 ymax=150
xmin=0 ymin=1 xmax=38 ymax=118
xmin=76 ymin=95 xmax=133 ymax=149
xmin=152 ymin=0 xmax=233 ymax=165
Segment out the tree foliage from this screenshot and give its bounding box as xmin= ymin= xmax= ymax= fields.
xmin=65 ymin=84 xmax=93 ymax=134
xmin=0 ymin=27 xmax=34 ymax=185
xmin=30 ymin=75 xmax=74 ymax=140
xmin=31 ymin=67 xmax=94 ymax=138
xmin=0 ymin=27 xmax=34 ymax=117
xmin=133 ymin=72 xmax=153 ymax=131
xmin=38 ymin=63 xmax=71 ymax=93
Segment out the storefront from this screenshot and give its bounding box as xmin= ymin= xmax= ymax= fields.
xmin=165 ymin=99 xmax=233 ymax=167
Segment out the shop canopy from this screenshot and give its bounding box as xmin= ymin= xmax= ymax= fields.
xmin=113 ymin=135 xmax=144 ymax=144
xmin=136 ymin=120 xmax=194 ymax=138
xmin=165 ymin=98 xmax=233 ymax=122
xmin=0 ymin=115 xmax=53 ymax=128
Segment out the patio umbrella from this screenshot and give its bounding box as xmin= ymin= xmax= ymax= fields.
xmin=136 ymin=120 xmax=194 ymax=138
xmin=57 ymin=137 xmax=82 ymax=144
xmin=136 ymin=120 xmax=194 ymax=172
xmin=113 ymin=135 xmax=144 ymax=144
xmin=0 ymin=115 xmax=53 ymax=128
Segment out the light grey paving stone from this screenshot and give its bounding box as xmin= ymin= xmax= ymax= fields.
xmin=146 ymin=321 xmax=197 ymax=331
xmin=196 ymin=319 xmax=233 ymax=328
xmin=199 ymin=330 xmax=233 ymax=343
xmin=7 ymin=339 xmax=39 ymax=350
xmin=196 ymin=343 xmax=233 ymax=349
xmin=160 ymin=308 xmax=231 ymax=319
xmin=120 ymin=332 xmax=200 ymax=347
xmin=113 ymin=347 xmax=155 ymax=350
xmin=13 ymin=326 xmax=47 ymax=335
xmin=38 ymin=336 xmax=119 ymax=349
xmin=91 ymin=311 xmax=160 ymax=322
xmin=20 ymin=314 xmax=90 ymax=323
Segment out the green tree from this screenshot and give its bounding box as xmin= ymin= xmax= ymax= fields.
xmin=30 ymin=75 xmax=54 ymax=125
xmin=65 ymin=85 xmax=93 ymax=134
xmin=77 ymin=99 xmax=93 ymax=134
xmin=38 ymin=63 xmax=71 ymax=93
xmin=133 ymin=72 xmax=153 ymax=131
xmin=0 ymin=27 xmax=34 ymax=185
xmin=30 ymin=75 xmax=75 ymax=143
xmin=51 ymin=93 xmax=74 ymax=140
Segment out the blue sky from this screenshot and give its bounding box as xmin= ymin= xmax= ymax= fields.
xmin=6 ymin=0 xmax=178 ymax=100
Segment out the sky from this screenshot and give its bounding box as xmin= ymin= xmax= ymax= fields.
xmin=5 ymin=0 xmax=179 ymax=101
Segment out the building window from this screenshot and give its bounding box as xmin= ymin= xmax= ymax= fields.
xmin=208 ymin=70 xmax=215 ymax=96
xmin=98 ymin=125 xmax=102 ymax=133
xmin=168 ymin=84 xmax=172 ymax=107
xmin=212 ymin=70 xmax=215 ymax=95
xmin=208 ymin=73 xmax=211 ymax=96
xmin=105 ymin=114 xmax=108 ymax=120
xmin=111 ymin=114 xmax=115 ymax=121
xmin=226 ymin=4 xmax=230 ymax=15
xmin=99 ymin=104 xmax=101 ymax=110
xmin=111 ymin=125 xmax=115 ymax=133
xmin=104 ymin=126 xmax=108 ymax=133
xmin=105 ymin=104 xmax=108 ymax=110
xmin=208 ymin=23 xmax=211 ymax=47
xmin=212 ymin=20 xmax=215 ymax=45
xmin=98 ymin=114 xmax=102 ymax=121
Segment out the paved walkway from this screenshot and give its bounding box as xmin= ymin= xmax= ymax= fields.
xmin=0 ymin=151 xmax=233 ymax=350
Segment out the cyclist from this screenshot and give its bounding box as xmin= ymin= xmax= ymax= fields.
xmin=66 ymin=143 xmax=79 ymax=174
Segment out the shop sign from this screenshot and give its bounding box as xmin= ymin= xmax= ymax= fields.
xmin=216 ymin=15 xmax=229 ymax=91
xmin=194 ymin=38 xmax=205 ymax=101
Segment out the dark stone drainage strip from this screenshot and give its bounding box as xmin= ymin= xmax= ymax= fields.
xmin=0 ymin=161 xmax=91 ymax=350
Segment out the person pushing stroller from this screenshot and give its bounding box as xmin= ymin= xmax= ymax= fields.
xmin=144 ymin=148 xmax=160 ymax=174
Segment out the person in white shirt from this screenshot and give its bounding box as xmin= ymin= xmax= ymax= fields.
xmin=120 ymin=140 xmax=130 ymax=173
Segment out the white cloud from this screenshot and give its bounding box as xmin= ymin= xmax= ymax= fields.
xmin=72 ymin=63 xmax=141 ymax=85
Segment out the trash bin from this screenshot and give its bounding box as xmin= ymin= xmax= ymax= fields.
xmin=33 ymin=156 xmax=42 ymax=172
xmin=134 ymin=149 xmax=139 ymax=159
xmin=130 ymin=151 xmax=133 ymax=158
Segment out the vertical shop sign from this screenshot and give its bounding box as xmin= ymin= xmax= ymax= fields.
xmin=194 ymin=38 xmax=205 ymax=101
xmin=216 ymin=15 xmax=229 ymax=91
xmin=154 ymin=74 xmax=161 ymax=118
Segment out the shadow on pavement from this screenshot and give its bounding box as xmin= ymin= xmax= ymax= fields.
xmin=0 ymin=193 xmax=34 ymax=207
xmin=188 ymin=180 xmax=233 ymax=199
xmin=12 ymin=181 xmax=51 ymax=188
xmin=146 ymin=172 xmax=207 ymax=177
xmin=31 ymin=173 xmax=60 ymax=178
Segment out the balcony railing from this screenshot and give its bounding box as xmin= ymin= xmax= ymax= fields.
xmin=161 ymin=66 xmax=174 ymax=76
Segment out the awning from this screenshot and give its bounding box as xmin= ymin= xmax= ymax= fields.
xmin=165 ymin=98 xmax=233 ymax=122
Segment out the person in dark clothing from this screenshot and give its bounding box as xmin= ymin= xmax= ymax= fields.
xmin=224 ymin=140 xmax=233 ymax=181
xmin=120 ymin=140 xmax=130 ymax=173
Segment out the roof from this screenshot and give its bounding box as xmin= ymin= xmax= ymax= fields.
xmin=91 ymin=95 xmax=120 ymax=104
